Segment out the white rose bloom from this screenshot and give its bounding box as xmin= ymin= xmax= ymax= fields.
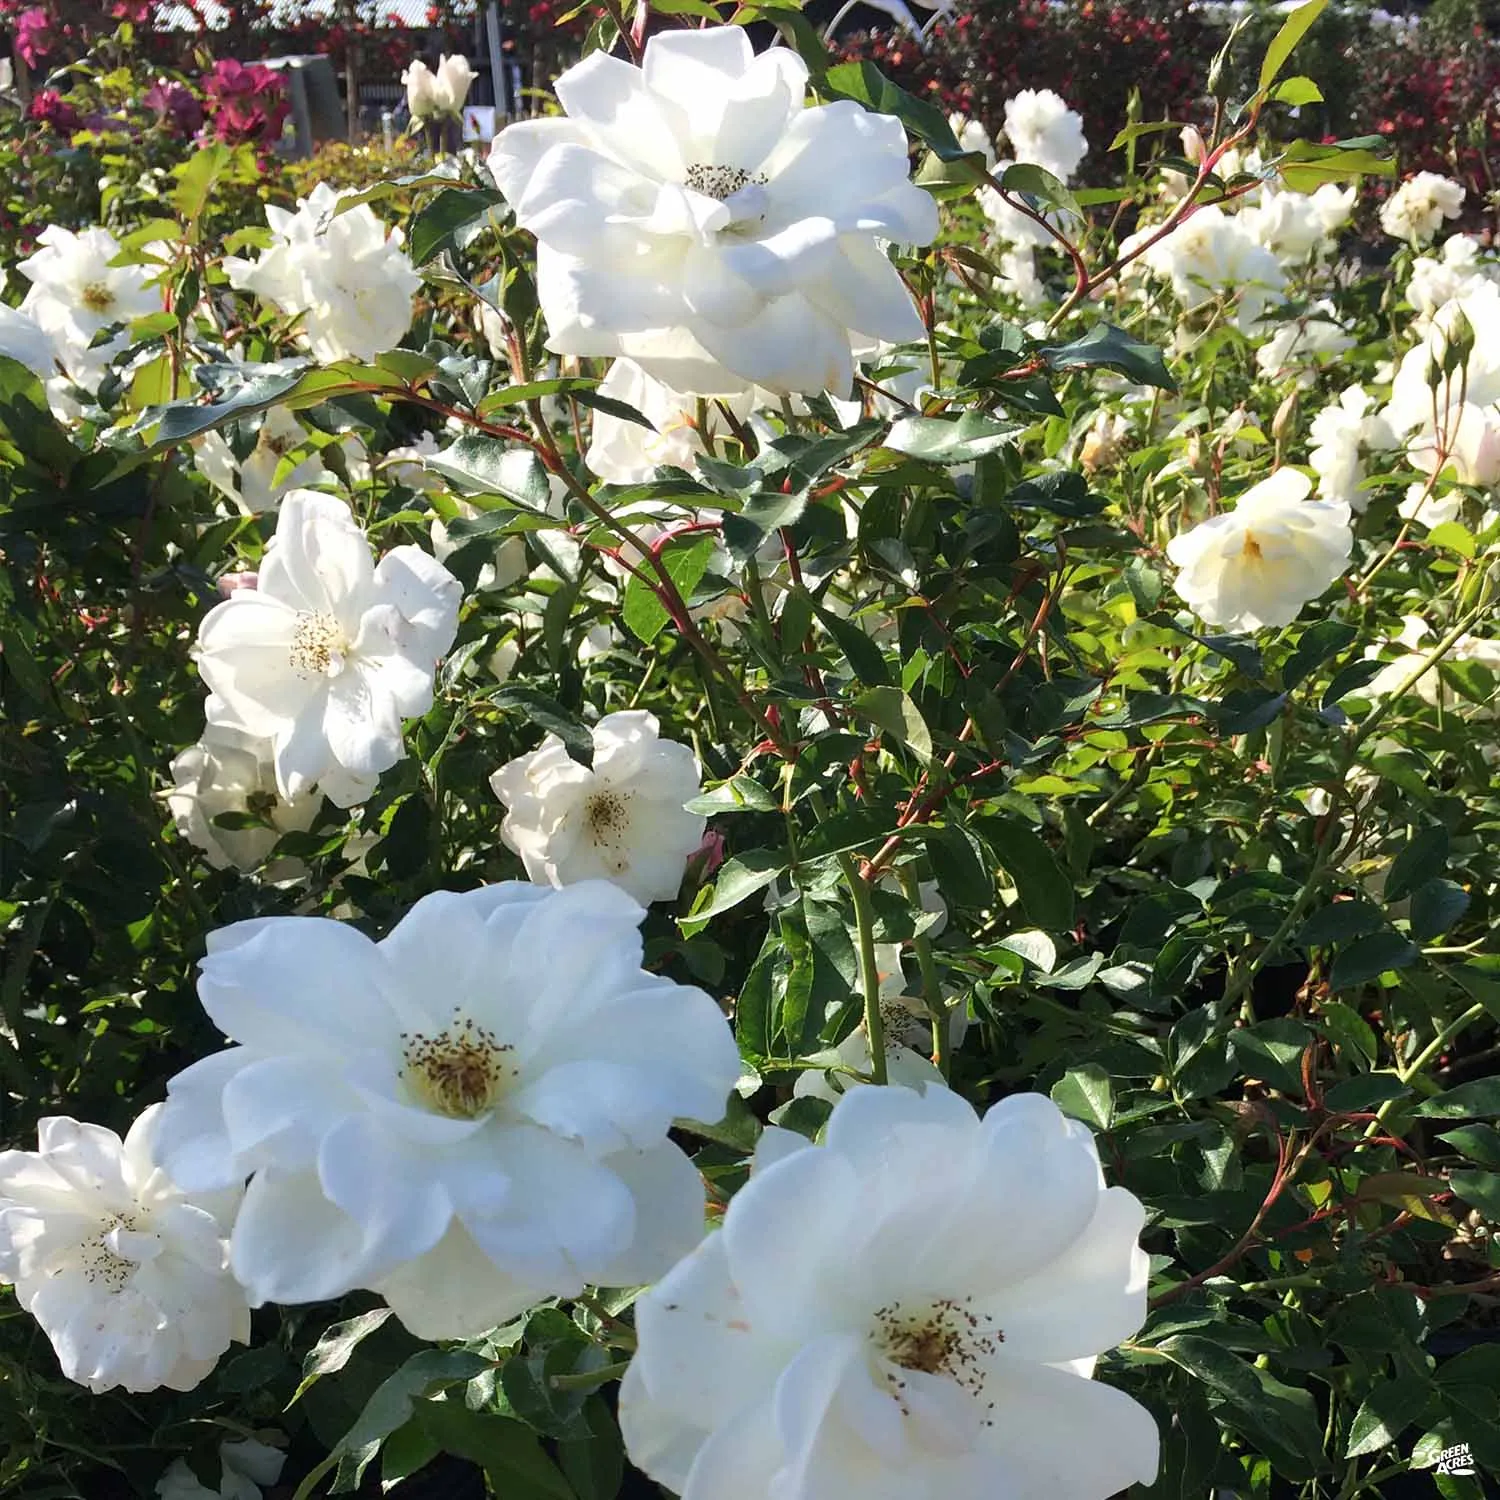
xmin=1166 ymin=469 xmax=1353 ymax=632
xmin=157 ymin=1440 xmax=285 ymax=1500
xmin=1001 ymin=88 xmax=1088 ymax=182
xmin=0 ymin=1107 xmax=249 ymax=1395
xmin=491 ymin=709 xmax=706 ymax=905
xmin=1254 ymin=307 xmax=1354 ymax=382
xmin=1383 ymin=283 xmax=1500 ymax=486
xmin=0 ymin=302 xmax=59 ymax=379
xmin=1406 ymin=401 xmax=1500 ymax=491
xmin=586 ymin=359 xmax=756 ymax=483
xmin=153 ymin=881 xmax=742 ymax=1339
xmin=225 ymin=184 xmax=421 ymax=364
xmin=1406 ymin=235 xmax=1499 ymax=323
xmin=1307 ymin=385 xmax=1397 ymax=509
xmin=166 ymin=724 xmax=322 ymax=873
xmin=1121 ymin=206 xmax=1286 ymax=330
xmin=488 ymin=26 xmax=939 ymax=397
xmin=1396 ymin=479 xmax=1464 ymax=529
xmin=997 ymin=245 xmax=1048 ymax=309
xmin=1362 ymin=615 xmax=1500 ymax=707
xmin=1378 ymin=172 xmax=1466 ymax=245
xmin=17 ymin=225 xmax=160 ymax=385
xmin=620 ymin=1086 xmax=1158 ymax=1500
xmin=193 ymin=489 xmax=460 ymax=808
xmin=193 ymin=407 xmax=327 ymax=516
xmin=1240 ymin=183 xmax=1353 ymax=265
xmin=402 ymin=58 xmax=438 ymax=120
xmin=947 ymin=113 xmax=996 ymax=167
xmin=432 ymin=54 xmax=476 ymax=117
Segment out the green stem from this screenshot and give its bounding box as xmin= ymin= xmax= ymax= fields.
xmin=291 ymin=1453 xmax=338 ymax=1500
xmin=811 ymin=787 xmax=886 ymax=1084
xmin=898 ymin=867 xmax=948 ymax=1079
xmin=550 ymin=1358 xmax=633 ymax=1391
xmin=846 ymin=855 xmax=887 ymax=1085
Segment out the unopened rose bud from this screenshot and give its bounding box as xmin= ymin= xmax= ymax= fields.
xmin=402 ymin=59 xmax=438 ymax=122
xmin=1180 ymin=125 xmax=1207 ymax=165
xmin=431 ymin=54 xmax=475 ymax=118
xmin=688 ymin=827 xmax=727 ymax=882
xmin=1272 ymin=390 xmax=1298 ymax=445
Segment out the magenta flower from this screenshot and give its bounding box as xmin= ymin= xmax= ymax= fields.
xmin=28 ymin=88 xmax=79 ymax=133
xmin=143 ymin=79 xmax=203 ymax=137
xmin=15 ymin=7 xmax=52 ymax=68
xmin=201 ymin=59 xmax=291 ymax=146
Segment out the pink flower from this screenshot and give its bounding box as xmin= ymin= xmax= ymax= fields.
xmin=216 ymin=571 xmax=259 ymax=598
xmin=15 ymin=7 xmax=52 ymax=68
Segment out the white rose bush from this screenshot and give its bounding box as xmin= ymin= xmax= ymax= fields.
xmin=2 ymin=3 xmax=1499 ymax=1498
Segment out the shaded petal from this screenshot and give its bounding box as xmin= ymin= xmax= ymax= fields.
xmin=451 ymin=1124 xmax=634 ymax=1288
xmin=692 ymin=292 xmax=853 ymax=396
xmin=317 ymin=1113 xmax=454 ymax=1280
xmin=220 ymin=1054 xmax=362 ymax=1175
xmin=488 ymin=116 xmax=590 ymax=205
xmin=230 ymin=1166 xmax=371 ymax=1305
xmin=805 ymin=236 xmax=926 ymax=343
xmin=554 ymin=51 xmax=687 ymax=181
xmin=322 ymin=668 xmax=404 ymax=777
xmin=376 ymin=1220 xmax=550 ymax=1340
xmin=977 ymin=1358 xmax=1160 ymax=1498
xmin=679 ymin=1394 xmax=782 ymax=1500
xmin=588 ymin=1140 xmax=710 ymax=1287
xmin=975 ymin=1187 xmax=1148 ymax=1363
xmin=721 ymin=1145 xmax=866 ymax=1334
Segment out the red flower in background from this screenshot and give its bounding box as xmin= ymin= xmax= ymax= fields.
xmin=200 ymin=57 xmax=291 ymax=146
xmin=28 ymin=87 xmax=79 ymax=132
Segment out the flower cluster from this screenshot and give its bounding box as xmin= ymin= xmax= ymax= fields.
xmin=8 ymin=14 xmax=1500 ymax=1500
xmin=200 ymin=59 xmax=291 ymax=148
xmin=225 ymin=183 xmax=421 ymax=363
xmin=403 ymin=53 xmax=475 ymax=122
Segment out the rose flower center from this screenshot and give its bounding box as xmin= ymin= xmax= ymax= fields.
xmin=871 ymin=1296 xmax=1002 ymax=1415
xmin=402 ymin=1013 xmax=517 ymax=1120
xmin=289 ymin=610 xmax=350 ymax=677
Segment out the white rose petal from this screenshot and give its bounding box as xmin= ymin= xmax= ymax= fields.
xmin=621 ymin=1085 xmax=1159 ymax=1500
xmin=153 ymin=881 xmax=742 ymax=1338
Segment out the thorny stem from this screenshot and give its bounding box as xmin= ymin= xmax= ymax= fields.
xmin=600 ymin=0 xmax=643 ymax=62
xmin=1043 ymin=112 xmax=1264 ymax=331
xmin=525 ymin=397 xmax=797 ymax=759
